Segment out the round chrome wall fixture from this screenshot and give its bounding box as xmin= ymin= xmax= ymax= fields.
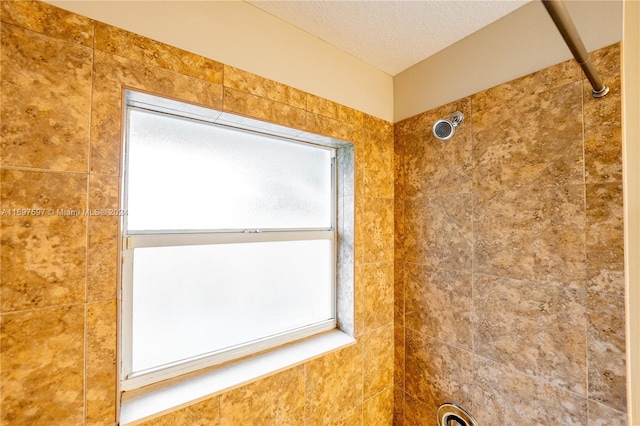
xmin=436 ymin=403 xmax=478 ymax=426
xmin=432 ymin=111 xmax=464 ymax=141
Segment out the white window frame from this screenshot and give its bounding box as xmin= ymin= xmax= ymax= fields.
xmin=119 ymin=90 xmax=345 ymax=391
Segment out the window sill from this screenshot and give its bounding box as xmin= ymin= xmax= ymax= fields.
xmin=119 ymin=329 xmax=356 ymax=425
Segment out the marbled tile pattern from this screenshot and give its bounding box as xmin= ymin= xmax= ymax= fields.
xmin=405 ymin=265 xmax=472 ymax=350
xmin=588 ymin=400 xmax=628 ymax=426
xmin=364 ymin=387 xmax=394 ymax=426
xmin=473 ymin=357 xmax=588 ymax=425
xmin=404 ymin=329 xmax=473 ymax=417
xmin=1 ymin=306 xmax=85 ymax=425
xmin=403 ymin=193 xmax=472 ymax=270
xmin=1 ymin=23 xmax=92 ymax=171
xmin=473 ymin=82 xmax=584 ymax=191
xmin=305 ymin=343 xmax=363 ymax=425
xmin=395 ymin=43 xmax=624 ymax=425
xmin=473 ymin=185 xmax=586 ymax=287
xmin=587 ymin=293 xmax=627 ymax=412
xmin=220 ymin=366 xmax=304 ymax=425
xmin=1 ymin=169 xmax=87 ymax=312
xmin=362 ymin=262 xmax=394 ymax=332
xmin=586 ymin=182 xmax=625 ymax=296
xmin=0 ymin=0 xmax=94 ymax=46
xmin=363 ymin=325 xmax=394 ymax=399
xmin=224 ymin=87 xmax=306 ymax=130
xmin=473 ymin=274 xmax=587 ymax=394
xmin=363 ymin=197 xmax=394 ymax=263
xmin=86 ymin=301 xmax=117 ymax=425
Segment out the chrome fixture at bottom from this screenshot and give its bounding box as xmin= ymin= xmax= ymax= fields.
xmin=437 ymin=403 xmax=478 ymax=426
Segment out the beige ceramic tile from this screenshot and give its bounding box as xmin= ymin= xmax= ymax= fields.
xmin=305 ymin=343 xmax=363 ymax=425
xmin=362 ymin=197 xmax=394 ymax=263
xmin=588 ymin=43 xmax=621 ymax=83
xmin=588 ymin=400 xmax=627 ymax=426
xmin=473 ymin=81 xmax=583 ymax=192
xmin=306 ymin=93 xmax=364 ymax=126
xmin=362 ymin=262 xmax=394 ymax=332
xmin=403 ymin=193 xmax=472 ymax=270
xmin=405 ymin=265 xmax=472 ymax=351
xmin=95 ymin=22 xmax=223 ymax=84
xmin=219 ymin=366 xmax=304 ymax=425
xmin=223 ymin=87 xmax=306 ymax=130
xmin=584 ymin=81 xmax=622 ymax=184
xmin=404 ymin=329 xmax=473 ymax=419
xmin=394 ymin=111 xmax=431 ymax=137
xmin=1 ymin=23 xmax=92 ymax=171
xmin=363 ymin=325 xmax=394 ymax=399
xmin=402 ymin=390 xmax=436 ymax=426
xmin=586 ymin=182 xmax=625 ymax=297
xmin=471 ymin=57 xmax=581 ymax=112
xmin=473 ymin=274 xmax=587 ymax=395
xmin=1 ymin=169 xmax=87 ymax=312
xmin=363 ymin=387 xmax=394 ymax=426
xmin=364 ymin=114 xmax=393 ymax=136
xmin=305 ymin=112 xmax=360 ymax=142
xmin=137 ymin=397 xmax=219 ymax=426
xmin=86 ymin=301 xmax=118 ymax=425
xmin=91 ymin=50 xmax=223 ymax=174
xmin=587 ymin=292 xmax=627 ymax=412
xmin=1 ymin=305 xmax=84 ymax=424
xmin=473 ymin=357 xmax=588 ymax=425
xmin=224 ymin=65 xmax=306 ymax=109
xmin=0 ymin=0 xmax=94 ymax=46
xmin=363 ymin=127 xmax=394 ymax=198
xmin=394 ymin=131 xmax=406 ymax=200
xmin=473 ymin=185 xmax=586 ymax=288
xmin=324 ymin=405 xmax=363 ymax=426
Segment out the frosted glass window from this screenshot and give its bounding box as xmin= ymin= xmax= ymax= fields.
xmin=126 ymin=109 xmax=333 ymax=231
xmin=121 ymin=93 xmax=341 ymax=390
xmin=131 ymin=240 xmax=332 ymax=373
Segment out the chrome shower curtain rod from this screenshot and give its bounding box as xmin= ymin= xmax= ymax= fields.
xmin=541 ymin=0 xmax=609 ymax=98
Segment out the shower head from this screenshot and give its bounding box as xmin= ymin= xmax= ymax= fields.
xmin=432 ymin=111 xmax=464 ymax=141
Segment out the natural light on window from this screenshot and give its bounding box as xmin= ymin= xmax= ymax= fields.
xmin=120 ymin=92 xmax=349 ymax=391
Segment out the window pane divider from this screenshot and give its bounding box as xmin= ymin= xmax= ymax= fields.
xmin=125 ymin=229 xmax=334 ymax=249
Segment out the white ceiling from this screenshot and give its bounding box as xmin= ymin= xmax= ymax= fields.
xmin=246 ymin=0 xmax=531 ymax=76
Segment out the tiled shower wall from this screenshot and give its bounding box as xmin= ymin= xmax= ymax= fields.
xmin=0 ymin=1 xmax=394 ymax=424
xmin=394 ymin=43 xmax=627 ymax=425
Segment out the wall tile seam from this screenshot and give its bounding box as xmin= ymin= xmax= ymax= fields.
xmin=403 ymin=326 xmax=474 ymax=357
xmin=0 ymin=18 xmax=95 ymax=50
xmin=0 ymin=300 xmax=89 ymax=316
xmin=471 ymin=353 xmax=591 ymax=400
xmin=469 ymin=271 xmax=589 ymax=290
xmin=401 ymin=262 xmax=471 ymax=275
xmin=362 ymin=385 xmax=394 ymax=406
xmin=0 ymin=164 xmax=91 ymax=176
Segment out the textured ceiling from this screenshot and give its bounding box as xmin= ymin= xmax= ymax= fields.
xmin=246 ymin=0 xmax=531 ymax=76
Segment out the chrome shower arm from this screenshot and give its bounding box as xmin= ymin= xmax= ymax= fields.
xmin=541 ymin=0 xmax=609 ymax=98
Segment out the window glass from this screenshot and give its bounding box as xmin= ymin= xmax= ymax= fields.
xmin=126 ymin=109 xmax=333 ymax=232
xmin=131 ymin=240 xmax=333 ymax=374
